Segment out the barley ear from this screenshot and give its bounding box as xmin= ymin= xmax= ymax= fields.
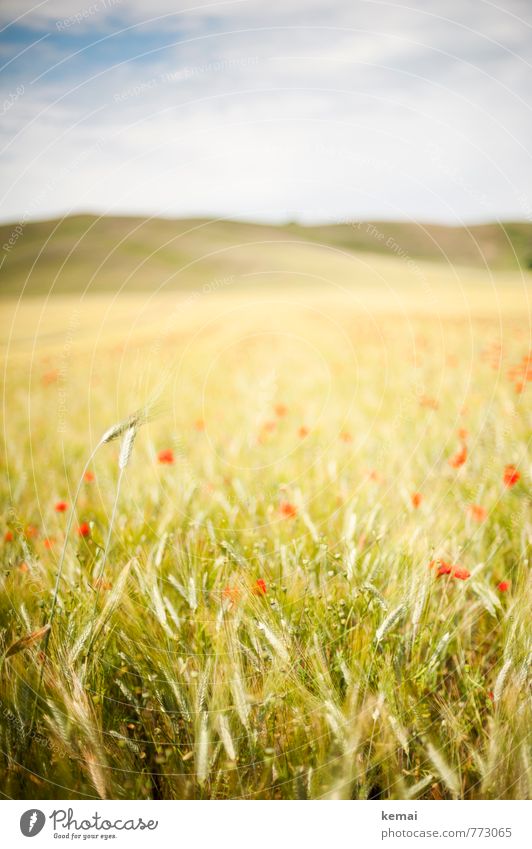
xmin=119 ymin=425 xmax=137 ymax=469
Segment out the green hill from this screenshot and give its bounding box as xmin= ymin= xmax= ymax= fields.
xmin=1 ymin=214 xmax=531 ymax=297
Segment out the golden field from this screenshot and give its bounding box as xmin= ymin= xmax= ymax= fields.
xmin=1 ymin=243 xmax=530 ymax=799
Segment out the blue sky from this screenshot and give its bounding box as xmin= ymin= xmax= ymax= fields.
xmin=0 ymin=0 xmax=531 ymax=224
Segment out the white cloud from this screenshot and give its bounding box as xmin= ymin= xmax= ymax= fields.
xmin=0 ymin=0 xmax=531 ymax=223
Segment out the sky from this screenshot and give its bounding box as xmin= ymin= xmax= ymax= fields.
xmin=0 ymin=0 xmax=531 ymax=225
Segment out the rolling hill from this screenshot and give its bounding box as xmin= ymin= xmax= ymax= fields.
xmin=1 ymin=214 xmax=531 ymax=297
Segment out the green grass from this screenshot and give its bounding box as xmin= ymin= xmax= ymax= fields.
xmin=0 ymin=266 xmax=530 ymax=800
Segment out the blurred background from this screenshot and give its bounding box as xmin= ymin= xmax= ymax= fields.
xmin=1 ymin=0 xmax=531 ymax=227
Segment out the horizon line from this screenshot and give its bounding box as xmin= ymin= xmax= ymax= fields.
xmin=0 ymin=210 xmax=530 ymax=230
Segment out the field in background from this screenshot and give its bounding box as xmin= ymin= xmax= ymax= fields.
xmin=0 ymin=232 xmax=531 ymax=800
xmin=1 ymin=214 xmax=532 ymax=297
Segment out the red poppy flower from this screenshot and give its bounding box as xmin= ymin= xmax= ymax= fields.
xmin=253 ymin=578 xmax=267 ymax=595
xmin=4 ymin=530 xmax=13 ymax=542
xmin=274 ymin=403 xmax=288 ymax=417
xmin=340 ymin=431 xmax=352 ymax=443
xmin=508 ymin=352 xmax=532 ymax=393
xmin=43 ymin=537 xmax=55 ymax=549
xmin=222 ymin=585 xmax=240 ymax=606
xmin=468 ymin=504 xmax=487 ymax=522
xmin=194 ymin=418 xmax=205 ymax=431
xmin=280 ymin=501 xmax=297 ymax=518
xmin=42 ymin=369 xmax=59 ymax=385
xmin=497 ymin=580 xmax=510 ymax=592
xmin=503 ymin=465 xmax=520 ymax=487
xmin=25 ymin=525 xmax=38 ymax=539
xmin=488 ymin=690 xmax=495 ymax=703
xmin=158 ymin=448 xmax=174 ymax=464
xmin=84 ymin=470 xmax=95 ymax=482
xmin=482 ymin=342 xmax=502 ymax=370
xmin=449 ymin=444 xmax=467 ymax=468
xmin=77 ymin=522 xmax=91 ymax=538
xmin=298 ymin=425 xmax=310 ymax=438
xmin=411 ymin=492 xmax=422 ymax=509
xmin=420 ymin=395 xmax=439 ymax=410
xmin=18 ymin=562 xmax=29 ymax=573
xmin=429 ymin=558 xmax=452 ymax=576
xmin=54 ymin=501 xmax=68 ymax=512
xmin=457 ymin=428 xmax=468 ymax=440
xmin=452 ymin=567 xmax=470 ymax=581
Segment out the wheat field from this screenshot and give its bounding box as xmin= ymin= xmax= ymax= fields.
xmin=0 ymin=255 xmax=530 ymax=800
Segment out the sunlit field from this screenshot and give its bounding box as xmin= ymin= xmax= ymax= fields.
xmin=1 ymin=254 xmax=530 ymax=800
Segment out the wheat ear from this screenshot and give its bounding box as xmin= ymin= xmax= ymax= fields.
xmin=82 ymin=424 xmax=137 ymax=681
xmin=29 ymin=414 xmax=142 ymax=736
